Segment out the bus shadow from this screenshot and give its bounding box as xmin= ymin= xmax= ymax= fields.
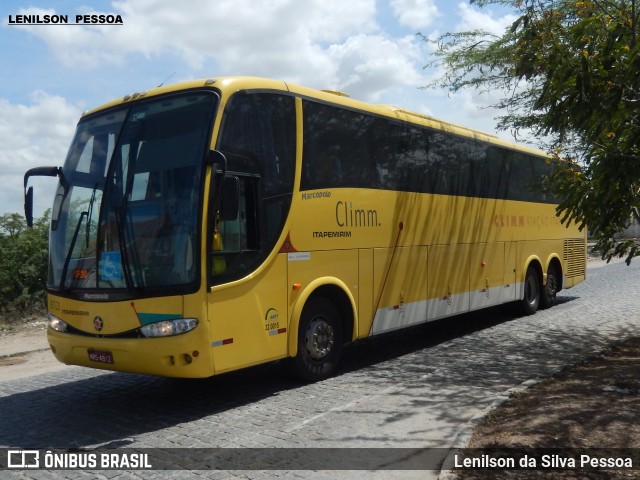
xmin=341 ymin=295 xmax=579 ymax=374
xmin=0 ymin=297 xmax=580 ymax=449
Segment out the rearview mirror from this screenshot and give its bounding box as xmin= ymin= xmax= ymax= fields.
xmin=23 ymin=166 xmax=62 ymax=227
xmin=221 ymin=176 xmax=240 ymax=221
xmin=24 ymin=187 xmax=34 ymax=227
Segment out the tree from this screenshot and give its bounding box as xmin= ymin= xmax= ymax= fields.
xmin=427 ymin=0 xmax=640 ymax=262
xmin=0 ymin=210 xmax=50 ymax=317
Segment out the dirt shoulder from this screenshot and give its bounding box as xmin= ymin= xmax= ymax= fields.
xmin=0 ymin=317 xmax=66 ymax=381
xmin=0 ymin=317 xmax=48 ymax=355
xmin=468 ymin=334 xmax=640 ymax=448
xmin=459 ymin=334 xmax=640 ymax=479
xmin=453 ymin=257 xmax=638 ymax=478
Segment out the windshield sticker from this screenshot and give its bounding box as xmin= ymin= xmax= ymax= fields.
xmin=100 ymin=251 xmax=122 ymax=281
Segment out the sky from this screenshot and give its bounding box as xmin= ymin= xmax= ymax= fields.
xmin=0 ymin=0 xmax=519 ymax=217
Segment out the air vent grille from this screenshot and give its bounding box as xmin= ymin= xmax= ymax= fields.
xmin=564 ymin=238 xmax=586 ymax=278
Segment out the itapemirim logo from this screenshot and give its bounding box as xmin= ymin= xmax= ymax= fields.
xmin=7 ymin=12 xmax=124 ymax=26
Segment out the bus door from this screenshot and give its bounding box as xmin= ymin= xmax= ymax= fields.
xmin=206 ymin=171 xmax=289 ymax=374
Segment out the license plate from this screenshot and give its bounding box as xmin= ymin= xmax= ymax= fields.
xmin=88 ymin=349 xmax=114 ymax=364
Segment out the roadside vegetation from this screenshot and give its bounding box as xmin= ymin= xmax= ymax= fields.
xmin=0 ymin=211 xmax=50 ymax=330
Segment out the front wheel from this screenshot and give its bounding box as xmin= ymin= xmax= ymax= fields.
xmin=518 ymin=265 xmax=540 ymax=316
xmin=290 ymin=297 xmax=343 ymax=382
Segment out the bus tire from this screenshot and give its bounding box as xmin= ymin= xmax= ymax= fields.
xmin=541 ymin=263 xmax=560 ymax=309
xmin=291 ymin=296 xmax=343 ymax=382
xmin=519 ymin=265 xmax=540 ymax=316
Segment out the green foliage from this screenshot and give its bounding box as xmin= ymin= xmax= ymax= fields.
xmin=427 ymin=0 xmax=640 ymax=263
xmin=0 ymin=210 xmax=50 ymax=321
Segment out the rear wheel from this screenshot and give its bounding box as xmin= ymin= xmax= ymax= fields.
xmin=290 ymin=296 xmax=343 ymax=382
xmin=541 ymin=263 xmax=561 ymax=309
xmin=519 ymin=265 xmax=540 ymax=315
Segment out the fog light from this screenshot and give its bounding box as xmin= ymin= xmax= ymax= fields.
xmin=48 ymin=313 xmax=68 ymax=332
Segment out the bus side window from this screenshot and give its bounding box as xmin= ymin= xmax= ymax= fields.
xmin=301 ymin=101 xmax=376 ymax=190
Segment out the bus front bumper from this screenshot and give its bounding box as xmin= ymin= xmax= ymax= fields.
xmin=47 ymin=329 xmax=215 ymax=378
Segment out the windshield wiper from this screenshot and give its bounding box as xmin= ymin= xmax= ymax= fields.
xmin=59 ymin=211 xmax=88 ymax=291
xmin=85 ymin=184 xmax=98 ymax=249
xmin=113 ymin=207 xmax=137 ymax=291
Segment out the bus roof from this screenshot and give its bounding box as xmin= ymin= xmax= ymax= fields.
xmin=82 ymin=76 xmax=546 ymax=157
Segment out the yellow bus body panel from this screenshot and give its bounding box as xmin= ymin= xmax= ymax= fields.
xmin=207 ymin=254 xmax=289 ymax=374
xmin=285 ymin=188 xmax=585 ymax=337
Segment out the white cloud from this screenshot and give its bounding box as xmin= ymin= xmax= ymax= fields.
xmin=456 ymin=2 xmax=518 ymax=35
xmin=388 ymin=2 xmax=519 ymax=141
xmin=390 ymin=0 xmax=439 ymax=30
xmin=0 ymin=92 xmax=80 ymax=216
xmin=17 ymin=1 xmax=377 ymax=70
xmin=14 ymin=7 xmax=126 ymax=68
xmin=14 ymin=0 xmax=429 ymax=102
xmin=328 ymin=34 xmax=424 ymax=101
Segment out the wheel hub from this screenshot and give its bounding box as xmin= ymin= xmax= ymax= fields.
xmin=525 ymin=275 xmax=538 ymax=304
xmin=305 ymin=318 xmax=334 ymax=360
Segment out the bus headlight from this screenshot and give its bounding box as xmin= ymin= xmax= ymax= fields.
xmin=48 ymin=313 xmax=68 ymax=332
xmin=140 ymin=318 xmax=199 ymax=338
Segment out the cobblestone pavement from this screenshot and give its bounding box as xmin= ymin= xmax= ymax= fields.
xmin=1 ymin=259 xmax=639 ymax=479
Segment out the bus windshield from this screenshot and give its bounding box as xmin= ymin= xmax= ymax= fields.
xmin=48 ymin=92 xmax=217 ymax=293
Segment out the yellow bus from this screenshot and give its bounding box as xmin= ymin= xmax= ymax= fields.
xmin=24 ymin=77 xmax=586 ymax=381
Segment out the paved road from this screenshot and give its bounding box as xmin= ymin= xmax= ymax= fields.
xmin=1 ymin=259 xmax=639 ymax=479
